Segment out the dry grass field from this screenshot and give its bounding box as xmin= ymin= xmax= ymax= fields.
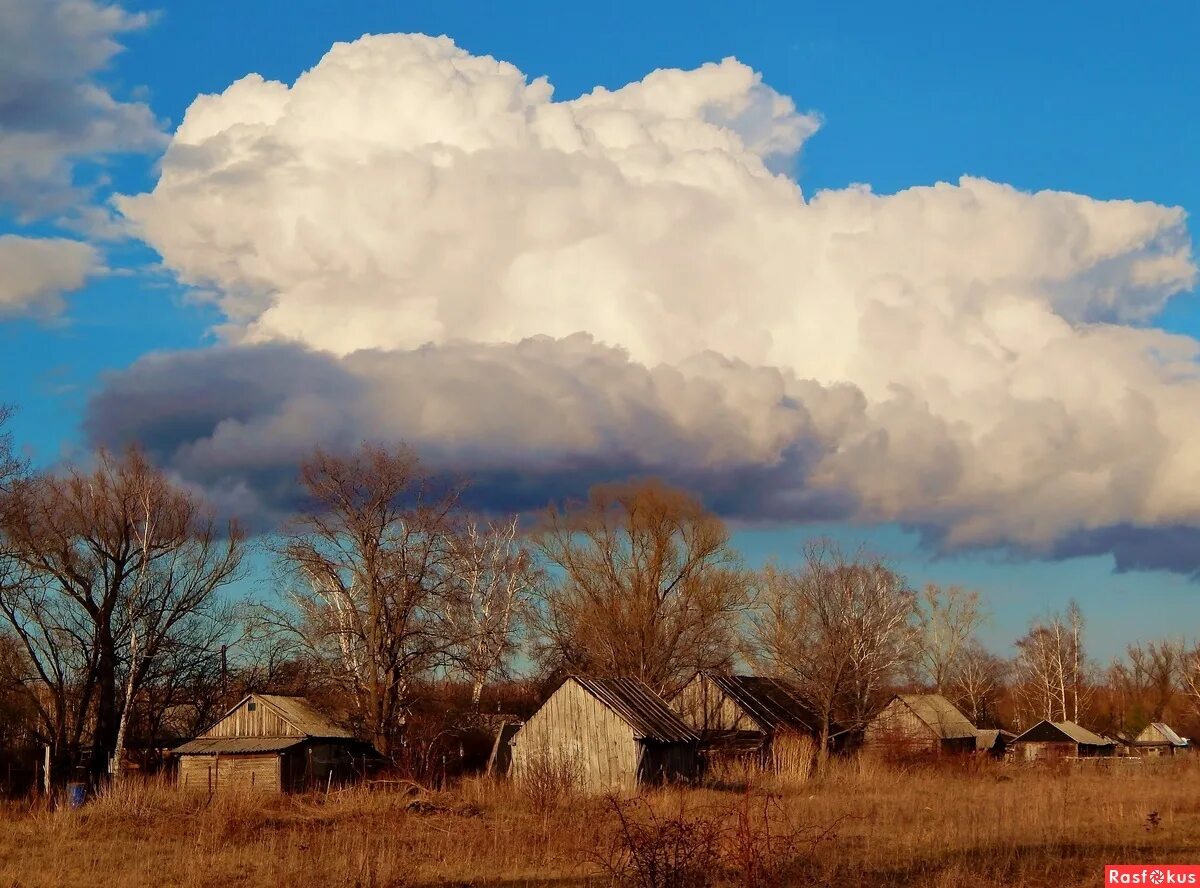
xmin=1 ymin=757 xmax=1199 ymax=888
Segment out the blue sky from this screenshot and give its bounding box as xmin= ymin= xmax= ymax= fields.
xmin=3 ymin=0 xmax=1200 ymax=661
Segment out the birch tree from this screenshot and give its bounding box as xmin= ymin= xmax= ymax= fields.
xmin=447 ymin=516 xmax=534 ymax=709
xmin=914 ymin=584 xmax=983 ymax=692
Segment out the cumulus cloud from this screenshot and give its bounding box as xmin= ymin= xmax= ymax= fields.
xmin=0 ymin=235 xmax=99 ymax=316
xmin=107 ymin=34 xmax=1200 ymax=567
xmin=0 ymin=0 xmax=165 ymax=215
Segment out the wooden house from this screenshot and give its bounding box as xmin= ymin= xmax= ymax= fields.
xmin=1008 ymin=720 xmax=1116 ymax=762
xmin=174 ymin=694 xmax=378 ymax=793
xmin=1132 ymin=723 xmax=1189 ymax=756
xmin=863 ymin=694 xmax=978 ymax=757
xmin=671 ymin=672 xmax=825 ymax=768
xmin=509 ymin=677 xmax=698 ymax=794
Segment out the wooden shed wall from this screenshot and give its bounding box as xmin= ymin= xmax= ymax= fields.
xmin=178 ymin=753 xmax=282 ymax=792
xmin=511 ymin=680 xmax=641 ymax=794
xmin=203 ymin=701 xmax=301 ymax=739
xmin=672 ymin=675 xmax=759 ymax=733
xmin=863 ymin=699 xmax=940 ymax=754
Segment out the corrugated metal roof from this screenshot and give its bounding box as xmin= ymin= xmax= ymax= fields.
xmin=256 ymin=694 xmax=353 ymax=738
xmin=572 ymin=677 xmax=699 ymax=743
xmin=896 ymin=694 xmax=978 ymax=740
xmin=174 ymin=737 xmax=304 ymax=755
xmin=1140 ymin=723 xmax=1188 ymax=746
xmin=703 ymin=673 xmax=821 ymax=734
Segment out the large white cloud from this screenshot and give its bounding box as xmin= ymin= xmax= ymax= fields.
xmin=113 ymin=33 xmax=1200 ymax=556
xmin=0 ymin=235 xmax=99 ymax=316
xmin=0 ymin=0 xmax=165 ymax=215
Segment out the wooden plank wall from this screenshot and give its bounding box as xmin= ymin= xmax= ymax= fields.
xmin=671 ymin=675 xmax=757 ymax=732
xmin=203 ymin=699 xmax=301 ymax=738
xmin=511 ymin=680 xmax=640 ymax=794
xmin=178 ymin=753 xmax=282 ymax=792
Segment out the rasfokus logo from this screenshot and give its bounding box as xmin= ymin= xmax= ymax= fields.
xmin=1106 ymin=866 xmax=1200 ymax=885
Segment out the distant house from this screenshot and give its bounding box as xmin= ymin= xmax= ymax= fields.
xmin=1133 ymin=723 xmax=1189 ymax=756
xmin=174 ymin=694 xmax=379 ymax=793
xmin=670 ymin=672 xmax=827 ymax=768
xmin=509 ymin=677 xmax=698 ymax=794
xmin=1008 ymin=720 xmax=1116 ymax=762
xmin=863 ymin=694 xmax=978 ymax=756
xmin=974 ymin=728 xmax=1017 ymax=757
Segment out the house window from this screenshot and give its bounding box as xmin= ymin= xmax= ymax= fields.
xmin=248 ymin=701 xmax=256 ymax=712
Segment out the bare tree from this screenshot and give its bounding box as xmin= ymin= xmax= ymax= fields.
xmin=447 ymin=516 xmax=535 ymax=709
xmin=273 ymin=444 xmax=464 ymax=757
xmin=1012 ymin=602 xmax=1090 ymax=728
xmin=749 ymin=541 xmax=917 ymax=769
xmin=1178 ymin=643 xmax=1200 ymax=720
xmin=948 ymin=640 xmax=1008 ymax=726
xmin=914 ymin=584 xmax=983 ymax=693
xmin=529 ymin=479 xmax=750 ymax=697
xmin=0 ymin=448 xmax=242 ymax=781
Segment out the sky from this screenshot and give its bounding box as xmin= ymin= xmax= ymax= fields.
xmin=2 ymin=0 xmax=1200 ymax=661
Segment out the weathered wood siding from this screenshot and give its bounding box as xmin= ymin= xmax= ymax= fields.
xmin=203 ymin=699 xmax=301 ymax=739
xmin=179 ymin=753 xmax=281 ymax=792
xmin=672 ymin=675 xmax=758 ymax=733
xmin=863 ymin=699 xmax=939 ymax=754
xmin=510 ymin=680 xmax=641 ymax=794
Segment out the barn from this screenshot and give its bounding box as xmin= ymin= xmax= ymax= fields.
xmin=863 ymin=694 xmax=978 ymax=757
xmin=509 ymin=676 xmax=698 ymax=794
xmin=174 ymin=694 xmax=379 ymax=793
xmin=1008 ymin=720 xmax=1116 ymax=762
xmin=1133 ymin=722 xmax=1189 ymax=756
xmin=671 ymin=672 xmax=825 ymax=769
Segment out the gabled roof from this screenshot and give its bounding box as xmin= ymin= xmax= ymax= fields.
xmin=1138 ymin=723 xmax=1188 ymax=746
xmin=571 ymin=677 xmax=698 ymax=743
xmin=974 ymin=728 xmax=1016 ymax=751
xmin=254 ymin=695 xmax=353 ymax=738
xmin=699 ymin=673 xmax=821 ymax=735
xmin=198 ymin=693 xmax=351 ymax=740
xmin=1011 ymin=720 xmax=1114 ymax=747
xmin=894 ymin=694 xmax=977 ymax=740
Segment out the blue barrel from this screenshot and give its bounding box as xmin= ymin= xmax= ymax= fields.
xmin=66 ymin=782 xmax=86 ymax=808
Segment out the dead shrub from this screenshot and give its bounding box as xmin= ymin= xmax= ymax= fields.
xmin=598 ymin=790 xmax=836 ymax=888
xmin=517 ymin=749 xmax=583 ymax=812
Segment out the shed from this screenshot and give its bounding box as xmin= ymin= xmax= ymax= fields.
xmin=1008 ymin=720 xmax=1116 ymax=762
xmin=509 ymin=677 xmax=698 ymax=794
xmin=863 ymin=694 xmax=978 ymax=756
xmin=174 ymin=694 xmax=378 ymax=792
xmin=1133 ymin=723 xmax=1189 ymax=756
xmin=671 ymin=672 xmax=826 ymax=768
xmin=974 ymin=728 xmax=1016 ymax=756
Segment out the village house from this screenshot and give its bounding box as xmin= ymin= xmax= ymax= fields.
xmin=670 ymin=672 xmax=826 ymax=769
xmin=509 ymin=676 xmax=698 ymax=794
xmin=1132 ymin=723 xmax=1189 ymax=756
xmin=974 ymin=728 xmax=1017 ymax=757
xmin=863 ymin=694 xmax=979 ymax=757
xmin=174 ymin=694 xmax=379 ymax=793
xmin=1008 ymin=720 xmax=1116 ymax=762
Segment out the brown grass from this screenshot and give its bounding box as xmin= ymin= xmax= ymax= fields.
xmin=2 ymin=757 xmax=1199 ymax=887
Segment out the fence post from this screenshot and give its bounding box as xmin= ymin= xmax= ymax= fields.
xmin=42 ymin=744 xmax=50 ymax=797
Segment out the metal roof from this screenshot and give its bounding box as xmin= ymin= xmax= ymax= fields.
xmin=571 ymin=677 xmax=699 ymax=743
xmin=974 ymin=729 xmax=1016 ymax=751
xmin=895 ymin=694 xmax=978 ymax=740
xmin=173 ymin=737 xmax=304 ymax=755
xmin=1011 ymin=720 xmax=1114 ymax=747
xmin=1139 ymin=723 xmax=1188 ymax=746
xmin=702 ymin=673 xmax=821 ymax=734
xmin=255 ymin=694 xmax=353 ymax=739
